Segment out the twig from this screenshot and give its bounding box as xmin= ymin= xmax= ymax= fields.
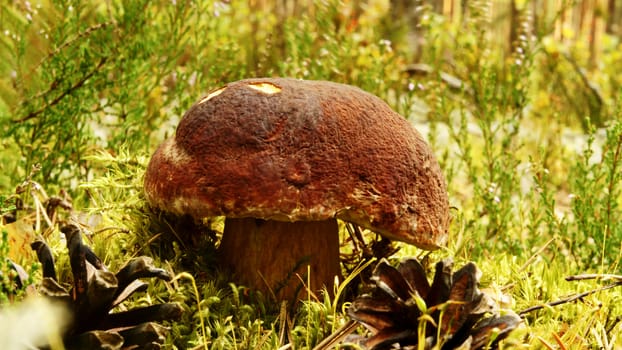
xmin=560 ymin=51 xmax=604 ymax=107
xmin=552 ymin=332 xmax=569 ymax=350
xmin=403 ymin=63 xmax=472 ymax=94
xmin=537 ymin=335 xmax=557 ymax=350
xmin=519 ymin=282 xmax=622 ymax=316
xmin=311 ymin=320 xmax=359 ymax=350
xmin=94 ymin=226 xmax=131 ymax=235
xmin=26 ymin=22 xmax=113 ymax=83
xmin=278 ymin=301 xmax=288 ymax=346
xmin=520 ymin=236 xmax=556 ymax=271
xmin=14 ymin=57 xmax=108 ymax=123
xmin=565 ymin=274 xmax=622 ymax=282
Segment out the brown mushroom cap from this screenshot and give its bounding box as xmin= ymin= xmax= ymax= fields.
xmin=144 ymin=78 xmax=449 ymax=249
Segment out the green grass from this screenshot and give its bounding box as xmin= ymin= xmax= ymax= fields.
xmin=1 ymin=0 xmax=622 ymax=348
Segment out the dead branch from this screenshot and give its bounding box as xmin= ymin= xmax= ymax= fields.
xmin=519 ymin=281 xmax=622 ymax=316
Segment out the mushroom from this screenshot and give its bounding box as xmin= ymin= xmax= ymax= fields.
xmin=144 ymin=78 xmax=449 ymax=301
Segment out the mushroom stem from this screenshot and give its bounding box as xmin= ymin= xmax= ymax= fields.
xmin=219 ymin=218 xmax=341 ymax=301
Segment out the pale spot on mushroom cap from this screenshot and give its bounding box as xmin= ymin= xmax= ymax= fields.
xmin=247 ymin=82 xmax=281 ymax=94
xmin=198 ymin=87 xmax=226 ymax=104
xmin=162 ymin=139 xmax=191 ymax=165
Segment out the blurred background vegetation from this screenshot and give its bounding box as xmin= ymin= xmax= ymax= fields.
xmin=1 ymin=0 xmax=620 ymax=186
xmin=1 ymin=0 xmax=621 ymax=348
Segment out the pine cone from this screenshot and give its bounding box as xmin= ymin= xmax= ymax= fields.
xmin=347 ymin=258 xmax=521 ymax=349
xmin=31 ymin=224 xmax=182 ymax=349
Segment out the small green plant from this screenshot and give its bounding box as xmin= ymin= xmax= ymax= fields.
xmin=0 ymin=228 xmax=18 ymax=304
xmin=0 ymin=193 xmax=35 ymax=305
xmin=568 ymin=118 xmax=622 ymax=269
